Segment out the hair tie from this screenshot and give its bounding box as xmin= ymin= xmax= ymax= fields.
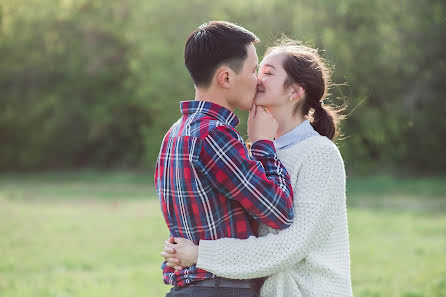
xmin=314 ymin=101 xmax=324 ymax=111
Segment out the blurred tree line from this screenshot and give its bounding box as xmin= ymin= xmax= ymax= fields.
xmin=0 ymin=0 xmax=445 ymax=174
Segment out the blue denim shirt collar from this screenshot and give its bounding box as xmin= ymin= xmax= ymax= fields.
xmin=274 ymin=120 xmax=319 ymax=150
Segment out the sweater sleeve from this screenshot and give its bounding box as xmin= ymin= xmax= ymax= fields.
xmin=196 ymin=143 xmax=346 ymax=279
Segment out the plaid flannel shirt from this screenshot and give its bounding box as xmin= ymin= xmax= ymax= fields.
xmin=155 ymin=101 xmax=294 ymax=287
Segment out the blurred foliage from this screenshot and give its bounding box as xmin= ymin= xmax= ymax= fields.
xmin=0 ymin=0 xmax=445 ymax=174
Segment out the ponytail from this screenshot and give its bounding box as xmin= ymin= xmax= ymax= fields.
xmin=312 ymin=104 xmax=336 ymax=140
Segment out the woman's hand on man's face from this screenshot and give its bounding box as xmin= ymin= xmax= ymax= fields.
xmin=161 ymin=237 xmax=199 ymax=271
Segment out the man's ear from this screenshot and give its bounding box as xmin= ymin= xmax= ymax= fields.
xmin=216 ymin=67 xmax=232 ymax=89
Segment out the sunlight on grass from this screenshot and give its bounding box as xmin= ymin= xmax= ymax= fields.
xmin=0 ymin=198 xmax=171 ymax=297
xmin=1 ymin=173 xmax=445 ymax=297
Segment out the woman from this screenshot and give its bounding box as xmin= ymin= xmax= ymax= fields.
xmin=161 ymin=39 xmax=353 ymax=297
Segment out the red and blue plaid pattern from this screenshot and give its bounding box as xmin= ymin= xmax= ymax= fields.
xmin=155 ymin=101 xmax=294 ymax=287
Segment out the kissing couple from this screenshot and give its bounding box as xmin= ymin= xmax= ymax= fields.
xmin=155 ymin=21 xmax=352 ymax=297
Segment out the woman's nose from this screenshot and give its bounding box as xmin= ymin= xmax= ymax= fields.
xmin=257 ymin=75 xmax=263 ymax=85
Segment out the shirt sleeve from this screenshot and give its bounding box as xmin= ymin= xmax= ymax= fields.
xmin=196 ymin=143 xmax=346 ymax=279
xmin=194 ymin=125 xmax=294 ymax=230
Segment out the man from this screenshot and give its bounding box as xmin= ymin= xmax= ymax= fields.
xmin=154 ymin=21 xmax=294 ymax=297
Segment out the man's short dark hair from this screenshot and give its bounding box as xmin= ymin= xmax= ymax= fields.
xmin=184 ymin=21 xmax=259 ymax=88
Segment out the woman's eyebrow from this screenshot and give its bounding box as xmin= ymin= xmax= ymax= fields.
xmin=263 ymin=64 xmax=277 ymax=70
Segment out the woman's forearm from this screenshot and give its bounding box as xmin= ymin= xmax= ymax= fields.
xmin=197 ymin=147 xmax=345 ymax=279
xmin=197 ymin=199 xmax=339 ymax=279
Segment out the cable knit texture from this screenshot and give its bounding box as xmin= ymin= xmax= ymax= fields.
xmin=197 ymin=135 xmax=353 ymax=297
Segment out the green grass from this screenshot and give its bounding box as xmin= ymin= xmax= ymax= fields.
xmin=0 ymin=172 xmax=445 ymax=297
xmin=346 ymin=176 xmax=446 ymax=212
xmin=0 ymin=171 xmax=157 ymax=200
xmin=0 ymin=198 xmax=169 ymax=297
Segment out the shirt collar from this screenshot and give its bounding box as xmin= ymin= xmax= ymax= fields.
xmin=274 ymin=120 xmax=319 ymax=150
xmin=180 ymin=101 xmax=239 ymax=128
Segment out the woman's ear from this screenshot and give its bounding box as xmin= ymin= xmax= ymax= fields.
xmin=290 ymin=84 xmax=305 ymax=101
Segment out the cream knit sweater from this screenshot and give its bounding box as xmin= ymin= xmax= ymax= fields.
xmin=196 ymin=135 xmax=353 ymax=297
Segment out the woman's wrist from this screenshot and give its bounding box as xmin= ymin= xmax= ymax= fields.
xmin=196 ymin=240 xmax=216 ymax=269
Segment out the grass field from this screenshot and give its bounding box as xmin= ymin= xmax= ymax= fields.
xmin=0 ymin=172 xmax=445 ymax=297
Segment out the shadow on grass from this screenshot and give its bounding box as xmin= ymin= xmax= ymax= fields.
xmin=0 ymin=170 xmax=157 ymax=201
xmin=347 ymin=176 xmax=446 ymax=213
xmin=1 ymin=171 xmax=445 ymax=212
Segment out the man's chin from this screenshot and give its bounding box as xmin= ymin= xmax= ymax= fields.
xmin=245 ymin=101 xmax=255 ymax=111
xmin=235 ymin=102 xmax=251 ymax=111
xmin=240 ymin=99 xmax=255 ymax=111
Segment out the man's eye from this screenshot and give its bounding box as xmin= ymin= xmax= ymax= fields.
xmin=265 ymin=72 xmax=272 ymax=75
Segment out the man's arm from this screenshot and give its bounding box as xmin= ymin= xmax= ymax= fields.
xmin=195 ymin=125 xmax=294 ymax=230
